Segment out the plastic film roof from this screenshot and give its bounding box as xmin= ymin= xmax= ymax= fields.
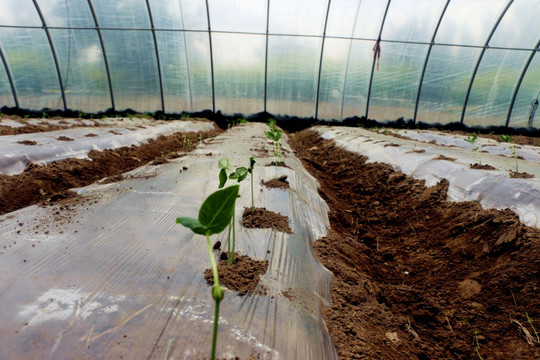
xmin=0 ymin=0 xmax=540 ymax=128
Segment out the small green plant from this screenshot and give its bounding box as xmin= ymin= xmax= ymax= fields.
xmin=181 ymin=113 xmax=191 ymax=119
xmin=24 ymin=114 xmax=30 ymax=119
xmin=176 ymin=184 xmax=240 ymax=360
xmin=501 ymin=134 xmax=519 ymax=173
xmin=199 ymin=134 xmax=203 ymax=142
xmin=217 ymin=158 xmax=247 ymax=265
xmin=42 ymin=112 xmax=48 ymax=119
xmin=182 ymin=134 xmax=188 ymax=151
xmin=265 ymin=119 xmax=283 ymax=178
xmin=526 ymin=312 xmax=539 ymax=343
xmin=465 ymin=134 xmax=482 ymax=165
xmin=128 ymin=113 xmax=133 ymax=120
xmin=248 ymin=157 xmax=256 ymax=210
xmin=237 ymin=117 xmax=248 ymax=124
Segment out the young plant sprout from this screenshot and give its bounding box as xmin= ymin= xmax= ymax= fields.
xmin=465 ymin=134 xmax=482 ymax=165
xmin=176 ymin=184 xmax=239 ymax=360
xmin=217 ymin=158 xmax=248 ymax=265
xmin=501 ymin=134 xmax=519 ymax=173
xmin=265 ymin=119 xmax=283 ymax=178
xmin=248 ymin=157 xmax=256 ymax=210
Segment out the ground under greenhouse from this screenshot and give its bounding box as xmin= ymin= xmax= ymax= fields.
xmin=0 ymin=116 xmax=539 ymax=359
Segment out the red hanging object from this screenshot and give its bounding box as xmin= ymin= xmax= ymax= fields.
xmin=373 ymin=40 xmax=381 ymax=71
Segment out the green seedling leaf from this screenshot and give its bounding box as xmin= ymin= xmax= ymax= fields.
xmin=218 ymin=157 xmax=230 ymax=170
xmin=235 ymin=167 xmax=248 ymax=182
xmin=199 ymin=185 xmax=240 ymax=236
xmin=218 ymin=168 xmax=228 ymax=188
xmin=501 ymin=134 xmax=513 ymax=143
xmin=176 ymin=217 xmax=207 ymax=235
xmin=265 ymin=130 xmax=277 ymax=142
xmin=249 ymin=156 xmax=256 ymax=170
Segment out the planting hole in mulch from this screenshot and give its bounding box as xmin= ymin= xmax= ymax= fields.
xmin=85 ymin=133 xmax=98 ymax=137
xmin=204 ymin=254 xmax=268 ymax=296
xmin=434 ymin=154 xmax=456 ymax=161
xmin=56 ymin=136 xmax=74 ymax=141
xmin=17 ymin=140 xmax=37 ymax=145
xmin=261 ymin=175 xmax=289 ymax=189
xmin=509 ymin=170 xmax=534 ymax=178
xmin=242 ymin=207 xmax=292 ymax=234
xmin=290 ymin=129 xmax=540 ymax=360
xmin=265 ymin=161 xmax=290 ymax=168
xmin=469 ymin=163 xmax=496 ymax=170
xmin=405 ymin=149 xmax=425 ymax=154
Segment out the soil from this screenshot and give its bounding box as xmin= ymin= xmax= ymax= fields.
xmin=289 ymin=130 xmax=540 ymax=360
xmin=261 ymin=175 xmax=289 ymax=189
xmin=242 ymin=207 xmax=293 ymax=234
xmin=434 ymin=155 xmax=456 ymax=161
xmin=204 ymin=254 xmax=268 ymax=296
xmin=509 ymin=171 xmax=535 ymax=179
xmin=0 ymin=127 xmax=222 ymax=215
xmin=469 ymin=163 xmax=497 ymax=170
xmin=441 ymin=130 xmax=540 ymax=147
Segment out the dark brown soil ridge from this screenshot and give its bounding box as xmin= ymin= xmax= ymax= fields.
xmin=289 ymin=129 xmax=540 ymax=360
xmin=0 ymin=128 xmax=221 ymax=216
xmin=204 ymin=254 xmax=268 ymax=296
xmin=261 ymin=175 xmax=289 ymax=189
xmin=242 ymin=207 xmax=292 ymax=234
xmin=509 ymin=170 xmax=534 ymax=178
xmin=469 ymin=163 xmax=497 ymax=170
xmin=434 ymin=154 xmax=456 ymax=161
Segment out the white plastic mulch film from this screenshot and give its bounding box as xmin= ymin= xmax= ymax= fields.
xmin=317 ymin=126 xmax=540 ymax=229
xmin=0 ymin=0 xmax=540 ymax=128
xmin=0 ymin=123 xmax=337 ymax=359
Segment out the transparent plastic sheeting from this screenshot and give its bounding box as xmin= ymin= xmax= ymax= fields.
xmin=317 ymin=126 xmax=540 ymax=229
xmin=384 ymin=129 xmax=540 ymax=163
xmin=0 ymin=118 xmax=215 ymax=175
xmin=0 ymin=123 xmax=336 ymax=359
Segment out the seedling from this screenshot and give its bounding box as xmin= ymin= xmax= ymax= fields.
xmin=176 ymin=184 xmax=239 ymax=360
xmin=217 ymin=158 xmax=248 ymax=265
xmin=265 ymin=119 xmax=283 ymax=178
xmin=501 ymin=134 xmax=519 ymax=173
xmin=182 ymin=134 xmax=188 ymax=151
xmin=128 ymin=113 xmax=133 ymax=120
xmin=465 ymin=134 xmax=482 ymax=165
xmin=199 ymin=134 xmax=203 ymax=143
xmin=248 ymin=157 xmax=256 ymax=210
xmin=181 ymin=113 xmax=191 ymax=119
xmin=526 ymin=312 xmax=539 ymax=343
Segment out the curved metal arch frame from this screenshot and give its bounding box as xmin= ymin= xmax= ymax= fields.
xmin=314 ymin=0 xmax=332 ymax=120
xmin=87 ymin=0 xmax=115 ymax=111
xmin=204 ymin=0 xmax=216 ymax=113
xmin=459 ymin=0 xmax=514 ymax=125
xmin=32 ymin=0 xmax=67 ymax=111
xmin=178 ymin=0 xmax=194 ymax=113
xmin=145 ymin=0 xmax=165 ymax=112
xmin=505 ymin=39 xmax=540 ymax=128
xmin=413 ymin=0 xmax=450 ymax=124
xmin=365 ymin=0 xmax=391 ymax=120
xmin=0 ymin=44 xmax=19 ymax=108
xmin=339 ymin=0 xmax=363 ymax=120
xmin=264 ymin=0 xmax=270 ymax=113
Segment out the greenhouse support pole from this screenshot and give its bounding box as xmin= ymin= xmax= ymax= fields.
xmin=87 ymin=0 xmax=115 ymax=111
xmin=339 ymin=0 xmax=362 ymax=120
xmin=365 ymin=0 xmax=391 ymax=120
xmin=32 ymin=0 xmax=67 ymax=111
xmin=413 ymin=0 xmax=450 ymax=124
xmin=0 ymin=44 xmax=19 ymax=108
xmin=178 ymin=0 xmax=194 ymax=113
xmin=264 ymin=0 xmax=270 ymax=113
xmin=315 ymin=0 xmax=332 ymax=120
xmin=145 ymin=0 xmax=165 ymax=113
xmin=460 ymin=0 xmax=513 ymax=125
xmin=204 ymin=0 xmax=216 ymax=113
xmin=505 ymin=38 xmax=540 ymax=128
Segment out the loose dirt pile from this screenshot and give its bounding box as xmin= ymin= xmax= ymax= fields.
xmin=290 ymin=130 xmax=539 ymax=360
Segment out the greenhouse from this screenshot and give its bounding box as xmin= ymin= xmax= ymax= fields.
xmin=0 ymin=1 xmax=539 ymax=359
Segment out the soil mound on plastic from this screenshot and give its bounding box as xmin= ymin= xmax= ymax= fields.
xmin=242 ymin=207 xmax=292 ymax=234
xmin=0 ymin=127 xmax=221 ymax=215
xmin=290 ymin=129 xmax=540 ymax=360
xmin=469 ymin=163 xmax=497 ymax=170
xmin=509 ymin=170 xmax=535 ymax=178
xmin=261 ymin=175 xmax=289 ymax=189
xmin=205 ymin=254 xmax=268 ymax=296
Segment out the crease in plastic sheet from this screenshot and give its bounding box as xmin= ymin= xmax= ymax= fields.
xmin=0 ymin=123 xmax=337 ymax=359
xmin=0 ymin=119 xmax=215 ymax=175
xmin=317 ymin=126 xmax=540 ymax=229
xmin=387 ymin=129 xmax=540 ymax=163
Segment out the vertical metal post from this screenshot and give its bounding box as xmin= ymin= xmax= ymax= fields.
xmin=87 ymin=0 xmax=115 ymax=110
xmin=314 ymin=0 xmax=332 ymax=120
xmin=32 ymin=0 xmax=67 ymax=111
xmin=204 ymin=0 xmax=215 ymax=113
xmin=0 ymin=44 xmax=19 ymax=108
xmin=145 ymin=0 xmax=165 ymax=113
xmin=339 ymin=0 xmax=362 ymax=120
xmin=505 ymin=39 xmax=540 ymax=128
xmin=413 ymin=0 xmax=450 ymax=123
xmin=178 ymin=0 xmax=194 ymax=112
xmin=460 ymin=0 xmax=513 ymax=125
xmin=264 ymin=0 xmax=270 ymax=113
xmin=365 ymin=0 xmax=391 ymax=120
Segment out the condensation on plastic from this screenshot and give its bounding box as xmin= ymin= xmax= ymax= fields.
xmin=0 ymin=123 xmax=336 ymax=359
xmin=317 ymin=126 xmax=540 ymax=229
xmin=0 ymin=119 xmax=215 ymax=175
xmin=391 ymin=129 xmax=540 ymax=162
